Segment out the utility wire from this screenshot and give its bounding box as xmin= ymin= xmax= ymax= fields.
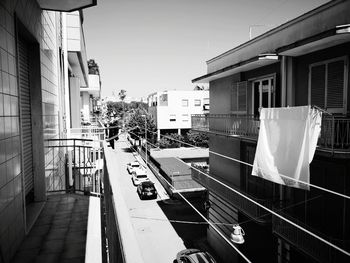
xmin=125 ymin=137 xmax=252 ymax=263
xmin=127 ymin=132 xmax=350 ymax=258
xmin=131 ymin=194 xmax=322 ymax=227
xmin=146 ymin=129 xmax=350 ymax=201
xmin=180 ymin=159 xmax=350 ymax=257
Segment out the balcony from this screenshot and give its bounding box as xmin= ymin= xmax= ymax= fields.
xmin=272 ymin=212 xmax=349 ymax=263
xmin=191 ymin=165 xmax=271 ymax=224
xmin=12 ymin=138 xmax=104 ymax=262
xmin=192 ymin=114 xmax=350 ymax=154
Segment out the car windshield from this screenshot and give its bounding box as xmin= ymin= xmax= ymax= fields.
xmin=144 ymin=186 xmax=154 ymax=191
xmin=132 ymin=164 xmax=140 ymax=167
xmin=137 ymin=175 xmax=147 ymax=179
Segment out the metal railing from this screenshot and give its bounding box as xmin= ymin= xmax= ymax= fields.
xmin=272 ymin=211 xmax=349 ymax=263
xmin=192 ymin=114 xmax=259 ymax=139
xmin=192 ymin=114 xmax=350 ymax=153
xmin=191 ymin=164 xmax=272 ymax=224
xmin=70 ymin=127 xmax=106 ymax=141
xmin=45 ymin=138 xmax=103 ymax=195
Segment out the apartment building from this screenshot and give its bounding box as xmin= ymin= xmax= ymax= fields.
xmin=0 ymin=1 xmax=96 ymax=261
xmin=191 ymin=1 xmax=350 ymax=262
xmin=81 ymin=73 xmax=101 ymax=124
xmin=148 ymin=90 xmax=209 ymax=140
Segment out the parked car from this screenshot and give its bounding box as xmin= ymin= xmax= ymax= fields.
xmin=127 ymin=161 xmax=140 ymax=174
xmin=137 ymin=181 xmax=157 ymax=199
xmin=175 ymin=249 xmax=216 ymax=263
xmin=132 ymin=167 xmax=149 ymax=186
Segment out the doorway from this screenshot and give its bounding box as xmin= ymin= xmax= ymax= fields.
xmin=252 ymin=77 xmax=275 ymax=116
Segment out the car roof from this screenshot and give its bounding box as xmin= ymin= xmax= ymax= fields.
xmin=131 ymin=161 xmax=140 ymax=165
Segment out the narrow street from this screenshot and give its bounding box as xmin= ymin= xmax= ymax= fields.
xmin=108 ymin=133 xmax=208 ymax=262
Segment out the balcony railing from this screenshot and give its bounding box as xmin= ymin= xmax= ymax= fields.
xmin=70 ymin=126 xmax=106 ymax=141
xmin=272 ymin=212 xmax=349 ymax=263
xmin=192 ymin=114 xmax=350 ymax=153
xmin=191 ymin=165 xmax=271 ymax=224
xmin=45 ymin=138 xmax=103 ymax=195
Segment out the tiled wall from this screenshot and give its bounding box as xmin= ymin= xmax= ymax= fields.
xmin=0 ymin=0 xmax=63 ymax=261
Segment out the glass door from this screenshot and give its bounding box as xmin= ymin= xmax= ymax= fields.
xmin=252 ymin=77 xmax=274 ymax=116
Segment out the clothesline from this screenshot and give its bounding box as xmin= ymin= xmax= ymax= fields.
xmin=123 ymin=132 xmax=350 ymax=258
xmin=125 ymin=137 xmax=252 ymax=263
xmin=140 ymin=129 xmax=350 ymax=200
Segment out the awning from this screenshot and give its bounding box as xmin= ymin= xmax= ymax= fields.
xmin=277 ymin=24 xmax=350 ymax=57
xmin=37 ymin=0 xmax=97 ymax=12
xmin=192 ymin=54 xmax=279 ymax=84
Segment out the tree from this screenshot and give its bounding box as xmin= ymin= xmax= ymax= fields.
xmin=118 ymin=89 xmax=126 ymax=101
xmin=186 ymin=130 xmax=209 ymax=147
xmin=126 ymin=108 xmax=156 ymax=142
xmin=88 ymin=59 xmax=100 ymax=75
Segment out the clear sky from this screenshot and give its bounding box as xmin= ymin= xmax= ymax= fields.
xmin=83 ymin=0 xmax=329 ymax=99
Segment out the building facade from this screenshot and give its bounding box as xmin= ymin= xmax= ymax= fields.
xmin=0 ymin=0 xmax=96 ymax=261
xmin=192 ymin=1 xmax=350 ymax=262
xmin=148 ymin=90 xmax=209 ymax=140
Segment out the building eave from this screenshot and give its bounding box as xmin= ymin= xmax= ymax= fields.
xmin=37 ymin=0 xmax=97 ymax=12
xmin=192 ymin=54 xmax=279 ymax=84
xmin=277 ymin=24 xmax=350 ymax=56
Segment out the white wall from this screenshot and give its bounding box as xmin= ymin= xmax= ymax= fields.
xmin=149 ymin=90 xmax=209 ymax=130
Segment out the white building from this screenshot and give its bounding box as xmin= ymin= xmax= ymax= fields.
xmin=148 ymin=90 xmax=209 ymax=140
xmin=81 ymin=74 xmax=101 ymax=123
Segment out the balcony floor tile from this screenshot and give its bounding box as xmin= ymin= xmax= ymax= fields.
xmin=11 ymin=194 xmax=89 ymax=263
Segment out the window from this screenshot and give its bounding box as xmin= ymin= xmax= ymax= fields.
xmin=182 ymin=114 xmax=189 ymax=122
xmin=203 ymin=98 xmax=210 ymax=110
xmin=194 ymin=99 xmax=201 ymax=106
xmin=309 ymin=57 xmax=348 ymax=114
xmin=159 ymin=93 xmax=168 ymax=106
xmin=182 ymin=99 xmax=188 ymax=107
xmin=231 ymin=81 xmax=247 ymax=113
xmin=170 ymin=114 xmax=176 ymax=121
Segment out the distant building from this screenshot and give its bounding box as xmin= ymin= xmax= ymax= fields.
xmin=148 ymin=90 xmax=209 ymax=140
xmin=80 ymin=71 xmax=101 ymax=123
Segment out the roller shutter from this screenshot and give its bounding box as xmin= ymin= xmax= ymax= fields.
xmin=18 ymin=36 xmax=34 ymax=196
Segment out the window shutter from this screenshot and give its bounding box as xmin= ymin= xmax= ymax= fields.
xmin=327 ymin=60 xmax=344 ymax=109
xmin=231 ymin=84 xmax=238 ymax=111
xmin=310 ymin=64 xmax=326 ymax=108
xmin=238 ymin=81 xmax=247 ymax=112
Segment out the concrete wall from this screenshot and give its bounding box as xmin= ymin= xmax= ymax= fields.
xmin=70 ymin=76 xmax=81 ymax=128
xmin=0 ymin=1 xmax=64 ymax=261
xmin=210 ymin=74 xmax=240 ymax=115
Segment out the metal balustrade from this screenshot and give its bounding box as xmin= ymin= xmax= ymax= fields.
xmin=45 ymin=138 xmax=103 ymax=195
xmin=192 ymin=114 xmax=350 ymax=153
xmin=272 ymin=212 xmax=349 ymax=263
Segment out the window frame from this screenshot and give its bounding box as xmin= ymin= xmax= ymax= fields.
xmin=194 ymin=99 xmax=201 ymax=106
xmin=181 ymin=99 xmax=189 ymax=107
xmin=308 ymin=56 xmax=348 ymax=114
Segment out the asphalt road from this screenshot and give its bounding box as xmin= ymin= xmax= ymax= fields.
xmin=111 ymin=134 xmax=187 ymax=262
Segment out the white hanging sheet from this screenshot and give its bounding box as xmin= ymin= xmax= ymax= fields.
xmin=252 ymin=106 xmax=322 ymax=190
